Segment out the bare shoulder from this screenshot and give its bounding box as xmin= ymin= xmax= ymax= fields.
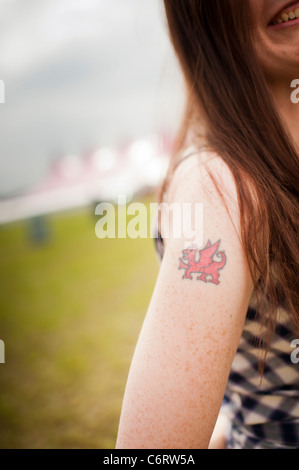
xmin=166 ymin=150 xmax=238 ymax=207
xmin=162 ymin=150 xmax=241 ymax=250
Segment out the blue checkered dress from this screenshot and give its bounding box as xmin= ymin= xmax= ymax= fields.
xmin=154 ymin=231 xmax=299 ymax=449
xmin=222 ymin=305 xmax=299 ymax=449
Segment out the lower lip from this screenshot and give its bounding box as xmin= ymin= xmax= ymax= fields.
xmin=268 ymin=17 xmax=299 ymax=29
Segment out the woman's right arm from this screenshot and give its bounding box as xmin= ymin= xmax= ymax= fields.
xmin=116 ymin=153 xmax=254 ymax=449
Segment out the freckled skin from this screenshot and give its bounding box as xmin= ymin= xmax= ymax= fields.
xmin=116 ymin=156 xmax=254 ymax=449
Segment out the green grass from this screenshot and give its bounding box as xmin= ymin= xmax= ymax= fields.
xmin=0 ymin=197 xmax=159 ymax=448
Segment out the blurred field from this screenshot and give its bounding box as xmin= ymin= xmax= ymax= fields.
xmin=0 ymin=196 xmax=159 ymax=448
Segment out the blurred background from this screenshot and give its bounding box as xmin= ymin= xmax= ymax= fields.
xmin=0 ymin=0 xmax=185 ymax=448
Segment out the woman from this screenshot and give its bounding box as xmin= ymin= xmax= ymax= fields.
xmin=116 ymin=0 xmax=299 ymax=449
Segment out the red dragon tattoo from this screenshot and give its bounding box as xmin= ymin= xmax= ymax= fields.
xmin=178 ymin=240 xmax=226 ymax=285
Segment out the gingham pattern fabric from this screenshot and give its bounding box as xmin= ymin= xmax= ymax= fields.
xmin=154 ymin=233 xmax=299 ymax=449
xmin=222 ymin=306 xmax=299 ymax=449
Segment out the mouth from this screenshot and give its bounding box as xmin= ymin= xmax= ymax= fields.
xmin=268 ymin=1 xmax=299 ymax=29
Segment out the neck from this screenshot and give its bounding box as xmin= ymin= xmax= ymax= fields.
xmin=268 ymin=78 xmax=299 ymax=153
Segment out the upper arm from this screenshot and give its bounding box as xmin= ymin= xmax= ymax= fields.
xmin=116 ymin=153 xmax=254 ymax=449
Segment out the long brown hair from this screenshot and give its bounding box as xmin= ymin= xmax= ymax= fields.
xmin=161 ymin=0 xmax=299 ymax=362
